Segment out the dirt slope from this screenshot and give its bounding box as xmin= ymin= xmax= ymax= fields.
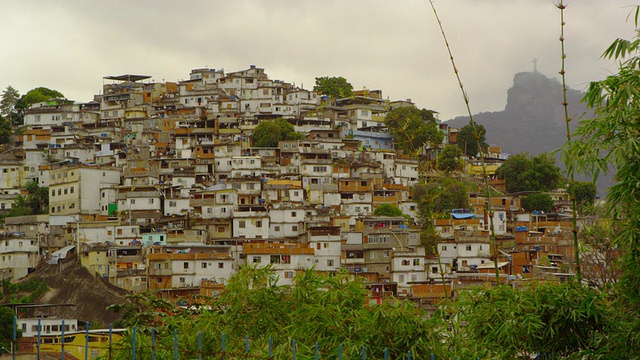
xmin=22 ymin=258 xmax=129 ymax=326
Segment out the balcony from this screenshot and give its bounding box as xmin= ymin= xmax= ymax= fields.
xmin=147 ymin=268 xmax=172 ymax=276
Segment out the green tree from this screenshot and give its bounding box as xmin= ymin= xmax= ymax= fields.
xmin=437 ymin=144 xmax=463 ymax=173
xmin=5 ymin=196 xmax=33 ymax=217
xmin=521 ymin=193 xmax=554 ymax=212
xmin=565 ymin=12 xmax=640 ymax=355
xmin=448 ymin=282 xmax=611 ymax=359
xmin=496 ymin=153 xmax=563 ymax=193
xmin=372 ymin=203 xmax=403 ymax=217
xmin=4 ymin=181 xmax=49 ymax=218
xmin=384 ymin=107 xmax=443 ymax=155
xmin=0 ymin=306 xmax=20 ymax=352
xmin=313 ymin=76 xmax=353 ymax=99
xmin=568 ymin=181 xmax=597 ymax=208
xmin=25 ymin=181 xmax=49 ymax=214
xmin=413 ymin=177 xmax=469 ymax=223
xmin=0 ymin=116 xmax=11 ymax=144
xmin=252 ymin=118 xmax=304 ymax=147
xmin=0 ymin=86 xmax=20 ymax=127
xmin=14 ymin=87 xmax=65 ymax=125
xmin=456 ymin=123 xmax=488 ymax=157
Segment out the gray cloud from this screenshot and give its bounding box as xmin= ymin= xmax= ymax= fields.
xmin=0 ymin=0 xmax=637 ymax=119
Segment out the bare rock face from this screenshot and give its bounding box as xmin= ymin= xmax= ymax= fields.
xmin=446 ymin=71 xmax=610 ymax=193
xmin=447 ymin=71 xmax=589 ymax=156
xmin=21 ymin=260 xmax=128 ymax=326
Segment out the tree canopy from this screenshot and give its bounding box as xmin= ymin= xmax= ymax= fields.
xmin=0 ymin=86 xmax=20 ymax=126
xmin=437 ymin=144 xmax=463 ymax=173
xmin=568 ymin=181 xmax=597 ymax=208
xmin=16 ymin=87 xmax=64 ymax=109
xmin=413 ymin=177 xmax=470 ymax=223
xmin=372 ymin=203 xmax=403 ymax=217
xmin=496 ymin=153 xmax=563 ymax=193
xmin=313 ymin=76 xmax=354 ymax=99
xmin=0 ymin=116 xmax=11 ymax=144
xmin=521 ymin=193 xmax=554 ymax=213
xmin=384 ymin=107 xmax=443 ymax=155
xmin=565 ymin=13 xmax=640 ymax=355
xmin=104 ymin=264 xmax=610 ymax=359
xmin=456 ymin=123 xmax=488 ymax=157
xmin=252 ymin=118 xmax=304 ymax=147
xmin=0 ymin=306 xmax=20 ymax=352
xmin=4 ymin=181 xmax=49 ymax=219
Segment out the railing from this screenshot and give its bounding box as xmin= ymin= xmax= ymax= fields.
xmin=10 ymin=325 xmax=463 ymax=360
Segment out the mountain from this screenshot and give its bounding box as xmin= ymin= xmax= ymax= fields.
xmin=445 ymin=71 xmax=610 ymax=193
xmin=446 ymin=71 xmax=589 ymax=156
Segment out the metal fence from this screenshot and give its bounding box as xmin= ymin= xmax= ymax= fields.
xmin=10 ymin=316 xmax=514 ymax=359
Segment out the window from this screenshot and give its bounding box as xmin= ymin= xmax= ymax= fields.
xmin=169 ymin=201 xmax=176 ymax=207
xmin=327 ymin=259 xmax=334 ymax=267
xmin=252 ymin=256 xmax=261 ymax=263
xmin=70 ymin=186 xmax=74 ymax=194
xmin=217 ymin=226 xmax=225 ymax=233
xmin=218 ymin=262 xmax=224 ymax=269
xmin=239 ymin=221 xmax=246 ymax=228
xmin=292 ymin=225 xmax=298 ymax=232
xmin=183 ymin=262 xmax=189 ymax=269
xmin=383 ymin=250 xmax=390 ymax=257
xmin=466 ymin=245 xmax=472 ymax=251
xmin=291 ymin=211 xmax=297 ymax=217
xmin=432 ymin=266 xmax=439 ymax=273
xmin=51 ymin=190 xmax=55 ymax=197
xmin=149 ymin=199 xmax=154 ymax=204
xmin=274 ymin=225 xmax=280 ymax=232
xmin=201 ymin=262 xmax=207 ymax=269
xmin=179 ymin=277 xmax=186 ymax=283
xmin=284 ymin=271 xmax=294 ymax=279
xmin=413 ymin=259 xmax=420 ymax=266
xmin=256 ymin=220 xmax=262 ymax=227
xmin=441 ymin=245 xmax=447 ymax=251
xmin=130 ymin=199 xmax=136 ymax=204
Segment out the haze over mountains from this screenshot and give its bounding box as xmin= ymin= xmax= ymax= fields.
xmin=446 ymin=70 xmax=589 ymax=157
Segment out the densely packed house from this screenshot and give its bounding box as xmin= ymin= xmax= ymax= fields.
xmin=1 ymin=66 xmax=582 ymax=306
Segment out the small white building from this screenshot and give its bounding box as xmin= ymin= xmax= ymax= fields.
xmin=0 ymin=237 xmax=40 ymax=280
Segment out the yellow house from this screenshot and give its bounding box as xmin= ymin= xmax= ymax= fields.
xmin=466 ymin=162 xmax=501 ymax=177
xmin=80 ymin=244 xmax=110 ymax=278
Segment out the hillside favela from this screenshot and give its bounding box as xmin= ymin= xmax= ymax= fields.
xmin=0 ymin=63 xmax=616 ymax=359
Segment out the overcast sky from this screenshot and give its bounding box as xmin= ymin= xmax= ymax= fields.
xmin=0 ymin=0 xmax=637 ymax=120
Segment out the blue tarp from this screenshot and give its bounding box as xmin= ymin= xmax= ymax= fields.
xmin=451 ymin=213 xmax=476 ymax=219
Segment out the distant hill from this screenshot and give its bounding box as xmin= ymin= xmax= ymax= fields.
xmin=445 ymin=71 xmax=610 ymax=194
xmin=446 ymin=71 xmax=589 ymax=156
